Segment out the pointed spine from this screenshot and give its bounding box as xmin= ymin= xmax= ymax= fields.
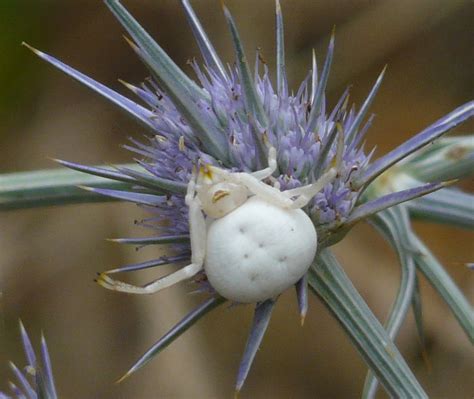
xmin=295 ymin=275 xmax=308 ymax=326
xmin=23 ymin=42 xmax=155 ymax=130
xmin=358 ymin=101 xmax=474 ymax=188
xmin=181 ymin=0 xmax=228 ymax=82
xmin=79 ymin=186 xmax=164 ymax=207
xmin=275 ymin=0 xmax=288 ymax=96
xmin=222 ymin=4 xmax=269 ymax=129
xmin=235 ymin=299 xmax=276 ymax=394
xmin=105 ymin=0 xmax=230 ymax=163
xmin=306 ymin=30 xmax=335 ymax=133
xmin=105 ymin=254 xmax=190 ymax=274
xmin=19 ymin=321 xmax=37 ymax=367
xmin=117 ymin=296 xmax=226 ymax=382
xmin=109 ymin=235 xmax=190 ymax=246
xmin=40 ymin=334 xmax=58 ymax=399
xmin=346 ymin=66 xmax=386 ymax=144
xmin=347 ymin=181 xmax=452 ymax=225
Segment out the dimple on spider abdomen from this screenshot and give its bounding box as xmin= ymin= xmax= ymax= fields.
xmin=205 ymin=196 xmax=318 ymax=303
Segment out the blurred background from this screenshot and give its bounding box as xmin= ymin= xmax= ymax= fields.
xmin=0 ymin=0 xmax=472 ymax=397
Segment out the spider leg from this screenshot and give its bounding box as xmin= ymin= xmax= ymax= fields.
xmin=286 ymin=130 xmax=344 ymax=209
xmin=217 ymin=170 xmax=294 ymax=207
xmin=285 ymin=168 xmax=337 ymax=209
xmin=250 ymin=146 xmax=277 ymax=180
xmin=96 ymin=262 xmax=203 ymax=294
xmin=97 ymin=172 xmax=206 ymax=295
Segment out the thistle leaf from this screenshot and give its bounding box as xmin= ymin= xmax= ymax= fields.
xmin=80 ymin=186 xmax=163 ymax=207
xmin=408 ymin=188 xmax=474 ymax=229
xmin=363 ymin=207 xmax=417 ymax=399
xmin=347 ymin=181 xmax=449 ymax=225
xmin=109 ymin=235 xmax=189 ymax=246
xmin=359 ymin=101 xmax=474 ymax=187
xmin=346 ymin=67 xmax=386 ymax=144
xmin=180 ymin=0 xmax=228 ymax=82
xmin=402 ymin=135 xmax=474 ymax=182
xmin=40 ymin=335 xmax=58 ymax=399
xmin=106 ymin=254 xmax=190 ymax=274
xmin=236 ymin=299 xmax=276 ymax=393
xmin=275 ymin=0 xmax=288 ymax=96
xmin=104 ymin=0 xmax=230 ymax=163
xmin=295 ymin=274 xmax=308 ymax=325
xmin=118 ymin=296 xmax=226 ymax=382
xmin=0 ymin=166 xmax=136 ymax=211
xmin=222 ymin=4 xmax=269 ymax=129
xmin=23 ymin=43 xmax=156 ymax=131
xmin=411 ymin=274 xmax=428 ymax=364
xmin=104 ymin=0 xmax=205 ymax=102
xmin=411 ymin=235 xmax=474 ymax=343
xmin=308 ymin=249 xmax=428 ymax=398
xmin=55 ymin=160 xmax=180 ymax=194
xmin=306 ymin=31 xmax=334 ymax=133
xmin=19 ymin=320 xmax=37 ymax=367
xmin=312 ymin=120 xmax=341 ymax=179
xmin=9 ymin=362 xmax=36 ymax=398
xmin=116 ymin=165 xmax=187 ymax=194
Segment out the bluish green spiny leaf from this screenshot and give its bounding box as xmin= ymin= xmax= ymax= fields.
xmin=23 ymin=43 xmax=156 ymax=131
xmin=404 ymin=135 xmax=474 ymax=182
xmin=80 ymin=186 xmax=164 ymax=207
xmin=0 ymin=166 xmax=136 ymax=211
xmin=411 ymin=274 xmax=429 ymax=367
xmin=358 ymin=101 xmax=474 ymax=188
xmin=117 ymin=296 xmax=226 ymax=383
xmin=108 ymin=235 xmax=190 ymax=246
xmin=222 ymin=4 xmax=269 ymax=129
xmin=104 ymin=0 xmax=230 ymax=163
xmin=181 ymin=0 xmax=228 ymax=82
xmin=117 ymin=165 xmax=187 ymax=194
xmin=106 ymin=254 xmax=190 ymax=274
xmin=295 ymin=274 xmax=309 ymax=325
xmin=55 ymin=160 xmax=169 ymax=193
xmin=275 ymin=0 xmax=288 ymax=96
xmin=408 ymin=188 xmax=474 ymax=229
xmin=104 ymin=0 xmax=205 ymax=102
xmin=40 ymin=335 xmax=58 ymax=399
xmin=363 ymin=206 xmax=417 ymax=399
xmin=346 ymin=66 xmax=386 ymax=144
xmin=308 ymin=249 xmax=428 ymax=398
xmin=236 ymin=299 xmax=276 ymax=394
xmin=306 ymin=30 xmax=334 ymax=133
xmin=411 ymin=235 xmax=474 ymax=343
xmin=347 ymin=181 xmax=450 ymax=225
xmin=9 ymin=362 xmax=35 ymax=398
xmin=312 ymin=121 xmax=341 ymax=179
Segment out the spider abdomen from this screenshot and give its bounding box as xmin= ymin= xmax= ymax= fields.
xmin=205 ymin=196 xmax=317 ymax=303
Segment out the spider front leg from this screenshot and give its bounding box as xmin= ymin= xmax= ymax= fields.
xmin=285 ymin=129 xmax=344 ymax=209
xmin=96 ymin=175 xmax=206 ymax=295
xmin=285 ymin=167 xmax=338 ymax=209
xmin=250 ymin=146 xmax=277 ymax=180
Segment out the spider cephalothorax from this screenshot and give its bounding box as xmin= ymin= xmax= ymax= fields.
xmin=97 ymin=146 xmax=338 ymax=303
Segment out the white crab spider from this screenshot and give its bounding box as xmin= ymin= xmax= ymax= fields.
xmin=98 ymin=147 xmax=338 ymax=303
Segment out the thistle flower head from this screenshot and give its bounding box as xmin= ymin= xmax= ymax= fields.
xmin=23 ymin=0 xmax=474 ymax=394
xmin=0 ymin=322 xmax=57 ymax=399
